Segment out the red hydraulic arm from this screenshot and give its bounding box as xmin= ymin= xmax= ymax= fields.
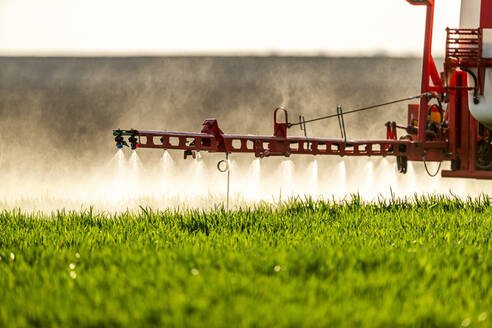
xmin=406 ymin=0 xmax=444 ymax=143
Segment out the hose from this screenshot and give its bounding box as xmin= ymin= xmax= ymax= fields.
xmin=459 ymin=67 xmax=479 ymax=104
xmin=423 ymin=152 xmax=442 ymax=177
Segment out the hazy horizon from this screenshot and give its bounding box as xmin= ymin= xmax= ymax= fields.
xmin=0 ymin=0 xmax=461 ymax=57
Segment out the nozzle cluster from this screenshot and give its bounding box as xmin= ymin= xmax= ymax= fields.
xmin=113 ymin=129 xmax=138 ymax=150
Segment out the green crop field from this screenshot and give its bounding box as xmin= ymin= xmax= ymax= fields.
xmin=1 ymin=196 xmax=492 ymax=327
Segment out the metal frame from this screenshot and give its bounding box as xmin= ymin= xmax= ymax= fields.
xmin=113 ymin=106 xmax=448 ymax=162
xmin=113 ymin=0 xmax=492 ymax=180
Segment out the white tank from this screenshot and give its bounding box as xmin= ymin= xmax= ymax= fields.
xmin=460 ymin=0 xmax=492 ymax=129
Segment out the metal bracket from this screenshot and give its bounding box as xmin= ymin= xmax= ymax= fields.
xmin=299 ymin=115 xmax=311 ymax=150
xmin=336 ymin=105 xmax=347 ymax=145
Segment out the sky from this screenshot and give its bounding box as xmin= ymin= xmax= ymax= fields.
xmin=0 ymin=0 xmax=461 ymax=56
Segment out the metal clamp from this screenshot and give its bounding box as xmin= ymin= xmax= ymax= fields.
xmin=217 ymin=159 xmax=229 ymax=172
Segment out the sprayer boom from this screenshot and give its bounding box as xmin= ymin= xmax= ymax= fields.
xmin=113 ymin=0 xmax=492 ymax=179
xmin=114 ymin=107 xmax=449 ymax=169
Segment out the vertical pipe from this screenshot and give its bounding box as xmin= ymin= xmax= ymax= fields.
xmin=226 ymin=152 xmax=230 ymax=210
xmin=447 ymin=73 xmax=458 ymax=157
xmin=461 ymin=73 xmax=470 ymax=170
xmin=417 ymin=2 xmax=435 ymax=142
xmin=469 ymin=115 xmax=478 ymax=174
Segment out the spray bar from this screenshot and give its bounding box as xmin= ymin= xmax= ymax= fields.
xmin=113 ymin=108 xmax=448 ymax=162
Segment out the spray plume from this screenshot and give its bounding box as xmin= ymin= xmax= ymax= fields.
xmin=1 ymin=56 xmax=492 ymax=212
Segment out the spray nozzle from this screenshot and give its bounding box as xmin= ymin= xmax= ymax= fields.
xmin=128 ymin=134 xmax=138 ymax=150
xmin=114 ymin=133 xmax=129 ymax=148
xmin=184 ymin=149 xmax=196 ymax=159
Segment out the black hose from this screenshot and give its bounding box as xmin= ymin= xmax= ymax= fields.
xmin=423 ymin=153 xmax=442 ymax=177
xmin=428 ymin=104 xmax=443 ymax=123
xmin=460 ymin=67 xmax=479 ymax=104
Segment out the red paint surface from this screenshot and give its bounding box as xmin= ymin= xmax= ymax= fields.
xmin=481 ymin=0 xmax=492 ymax=28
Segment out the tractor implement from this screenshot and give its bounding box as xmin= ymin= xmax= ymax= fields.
xmin=113 ymin=0 xmax=492 ymax=180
